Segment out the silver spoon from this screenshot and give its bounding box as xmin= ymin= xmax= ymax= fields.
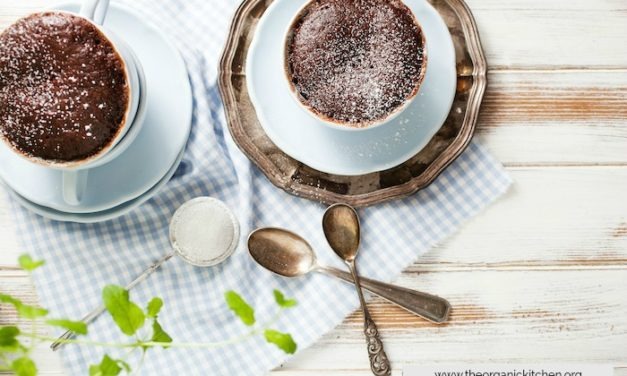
xmin=247 ymin=231 xmax=450 ymax=323
xmin=51 ymin=197 xmax=239 ymax=350
xmin=323 ymin=203 xmax=390 ymax=376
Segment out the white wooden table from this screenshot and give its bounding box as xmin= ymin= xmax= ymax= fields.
xmin=1 ymin=0 xmax=626 ymax=375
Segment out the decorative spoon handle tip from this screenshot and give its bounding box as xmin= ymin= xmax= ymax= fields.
xmin=364 ymin=312 xmax=391 ymax=376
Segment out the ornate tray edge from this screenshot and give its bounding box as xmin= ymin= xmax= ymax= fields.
xmin=218 ymin=0 xmax=293 ymax=190
xmin=218 ymin=0 xmax=488 ymax=207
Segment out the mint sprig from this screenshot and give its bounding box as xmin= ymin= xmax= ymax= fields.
xmin=88 ymin=354 xmax=128 ymax=376
xmin=264 ymin=329 xmax=297 ymax=354
xmin=44 ymin=319 xmax=87 ymax=335
xmin=150 ymin=320 xmax=172 ymax=347
xmin=0 ymin=326 xmax=20 ymax=351
xmin=0 ymin=254 xmax=300 ymax=375
xmin=224 ymin=289 xmax=298 ymax=355
xmin=0 ymin=294 xmax=48 ymax=319
xmin=11 ymin=356 xmax=37 ymax=376
xmin=273 ymin=289 xmax=297 ymax=308
xmin=102 ymin=285 xmax=146 ymax=336
xmin=17 ymin=255 xmax=45 ymax=272
xmin=225 ymin=291 xmax=256 ymax=326
xmin=146 ymin=298 xmax=163 ymax=319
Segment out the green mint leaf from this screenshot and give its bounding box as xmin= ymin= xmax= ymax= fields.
xmin=0 ymin=342 xmax=21 ymax=353
xmin=0 ymin=325 xmax=20 ymax=343
xmin=89 ymin=354 xmax=122 ymax=376
xmin=263 ymin=329 xmax=297 ymax=354
xmin=273 ymin=290 xmax=297 ymax=308
xmin=146 ymin=297 xmax=163 ymax=318
xmin=46 ymin=319 xmax=88 ymax=335
xmin=224 ymin=291 xmax=255 ymax=326
xmin=16 ymin=304 xmax=48 ymax=319
xmin=102 ymin=285 xmax=145 ymax=336
xmin=117 ymin=360 xmax=131 ymax=373
xmin=0 ymin=293 xmax=22 ymax=307
xmin=17 ymin=254 xmax=45 ymax=272
xmin=0 ymin=293 xmax=48 ymax=319
xmin=0 ymin=326 xmax=20 ymax=351
xmin=11 ymin=356 xmax=37 ymax=376
xmin=150 ymin=319 xmax=173 ymax=348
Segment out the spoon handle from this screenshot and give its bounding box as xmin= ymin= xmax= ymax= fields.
xmin=319 ymin=266 xmax=451 ymax=323
xmin=50 ymin=252 xmax=175 ymax=351
xmin=348 ymin=261 xmax=391 ymax=376
xmin=363 ymin=310 xmax=391 ymax=376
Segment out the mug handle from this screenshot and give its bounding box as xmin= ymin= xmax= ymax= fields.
xmin=62 ymin=170 xmax=89 ymax=206
xmin=79 ymin=0 xmax=110 ymax=25
xmin=67 ymin=0 xmax=110 ymax=205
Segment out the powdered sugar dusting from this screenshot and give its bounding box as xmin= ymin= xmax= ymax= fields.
xmin=0 ymin=12 xmax=129 ymax=161
xmin=286 ymin=0 xmax=425 ymax=127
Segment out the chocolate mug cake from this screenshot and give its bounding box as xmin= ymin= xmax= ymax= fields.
xmin=285 ymin=0 xmax=426 ymax=128
xmin=0 ymin=11 xmax=130 ymax=163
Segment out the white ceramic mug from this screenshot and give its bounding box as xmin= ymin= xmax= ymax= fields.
xmin=282 ymin=1 xmax=428 ymax=131
xmin=0 ymin=0 xmax=144 ymax=205
xmin=58 ymin=0 xmax=143 ymax=205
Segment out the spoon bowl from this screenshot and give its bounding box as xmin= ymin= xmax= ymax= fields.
xmin=248 ymin=228 xmax=317 ymax=277
xmin=322 ymin=203 xmax=391 ymax=375
xmin=322 ymin=203 xmax=361 ymax=262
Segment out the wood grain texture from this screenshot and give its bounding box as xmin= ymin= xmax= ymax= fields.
xmin=461 ymin=0 xmax=627 ymax=69
xmin=416 ymin=167 xmax=627 ymax=269
xmin=284 ymin=270 xmax=627 ymax=368
xmin=478 ymin=71 xmax=627 ymax=166
xmin=1 ymin=0 xmax=626 ymax=375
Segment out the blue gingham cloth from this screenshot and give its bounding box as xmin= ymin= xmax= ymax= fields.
xmin=7 ymin=0 xmax=512 ymax=374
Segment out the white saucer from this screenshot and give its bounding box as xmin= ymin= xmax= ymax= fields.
xmin=3 ymin=145 xmax=186 ymax=223
xmin=247 ymin=0 xmax=456 ymax=176
xmin=0 ymin=2 xmax=192 ymax=213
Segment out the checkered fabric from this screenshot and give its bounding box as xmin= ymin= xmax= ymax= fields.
xmin=7 ymin=0 xmax=512 ymax=374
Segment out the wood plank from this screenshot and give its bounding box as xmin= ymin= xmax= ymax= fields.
xmin=477 ymin=70 xmax=627 ymax=165
xmin=415 ymin=167 xmax=627 ymax=270
xmin=280 ymin=269 xmax=627 ymax=371
xmin=471 ymin=8 xmax=627 ymax=69
xmin=0 ymin=1 xmax=627 ymax=69
xmin=481 ymin=71 xmax=627 ymax=127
